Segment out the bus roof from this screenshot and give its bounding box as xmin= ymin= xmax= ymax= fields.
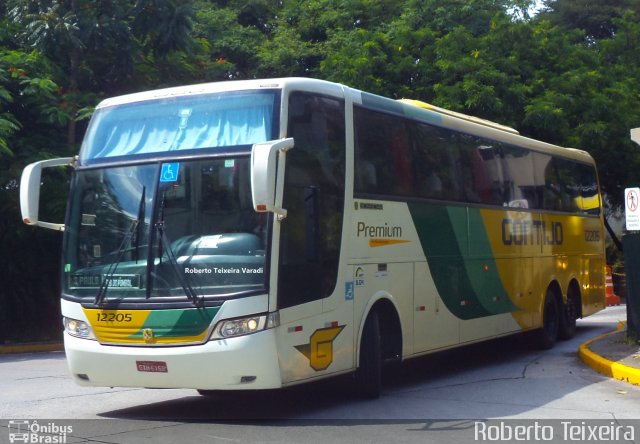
xmin=362 ymin=91 xmax=593 ymax=165
xmin=397 ymin=99 xmax=520 ymax=135
xmin=94 ymin=77 xmax=595 ymax=165
xmin=95 ymin=78 xmax=345 ymax=109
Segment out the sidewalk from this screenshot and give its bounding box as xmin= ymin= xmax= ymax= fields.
xmin=579 ymin=322 xmax=640 ymax=386
xmin=0 ymin=342 xmax=63 ymax=355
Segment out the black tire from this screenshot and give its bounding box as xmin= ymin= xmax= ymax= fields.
xmin=355 ymin=311 xmax=382 ymax=399
xmin=534 ymin=289 xmax=560 ymax=350
xmin=558 ymin=295 xmax=578 ymax=340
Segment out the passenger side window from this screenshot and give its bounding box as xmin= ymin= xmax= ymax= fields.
xmin=458 ymin=136 xmax=508 ymax=205
xmin=278 ymin=92 xmax=346 ymax=309
xmin=576 ymin=163 xmax=601 ymax=215
xmin=353 ymin=105 xmax=600 ymax=216
xmin=354 ymin=108 xmax=413 ymax=196
xmin=501 ymin=145 xmax=538 ymax=209
xmin=551 ymin=158 xmax=601 ymax=215
xmin=412 ymin=123 xmax=463 ymax=201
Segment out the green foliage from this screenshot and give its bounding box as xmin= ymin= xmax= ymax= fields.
xmin=0 ymin=113 xmax=20 ymax=157
xmin=540 ymin=0 xmax=640 ymax=40
xmin=132 ymin=0 xmax=194 ymax=58
xmin=0 ymin=1 xmax=200 ymax=343
xmin=193 ymin=3 xmax=263 ymax=79
xmin=0 ymin=43 xmax=69 ymax=344
xmin=0 ymin=49 xmax=65 ymax=159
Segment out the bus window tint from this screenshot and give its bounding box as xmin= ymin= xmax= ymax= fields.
xmin=355 ymin=107 xmax=466 ymax=201
xmin=554 ymin=158 xmax=582 ymax=212
xmin=354 ymin=109 xmax=413 ymax=196
xmin=279 ymin=93 xmax=345 ymax=309
xmin=553 ymin=158 xmax=601 ymax=215
xmin=412 ymin=123 xmax=463 ymax=201
xmin=542 ymin=157 xmax=565 ymax=211
xmin=457 ymin=135 xmax=508 ymax=205
xmin=353 ymin=104 xmax=600 ymax=216
xmin=501 ymin=145 xmax=537 ymax=209
xmin=530 ymin=151 xmax=550 ymax=209
xmin=577 ymin=163 xmax=601 ymax=214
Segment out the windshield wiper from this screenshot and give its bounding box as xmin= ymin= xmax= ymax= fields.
xmin=133 ymin=187 xmax=146 ymax=263
xmin=95 ymin=188 xmax=146 ymax=305
xmin=151 ymin=189 xmax=203 ymax=307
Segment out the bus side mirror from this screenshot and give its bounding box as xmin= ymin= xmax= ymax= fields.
xmin=251 ymin=138 xmax=294 ymax=220
xmin=20 ymin=157 xmax=74 ymax=231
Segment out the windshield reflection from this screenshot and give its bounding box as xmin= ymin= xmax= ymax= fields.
xmin=63 ymin=157 xmax=268 ymax=302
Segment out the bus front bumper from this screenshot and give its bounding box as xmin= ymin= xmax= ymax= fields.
xmin=64 ymin=329 xmax=282 ymax=390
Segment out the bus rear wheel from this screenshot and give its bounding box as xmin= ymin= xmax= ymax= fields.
xmin=534 ymin=289 xmax=559 ymax=350
xmin=558 ymin=295 xmax=578 ymax=340
xmin=355 ymin=310 xmax=382 ymax=399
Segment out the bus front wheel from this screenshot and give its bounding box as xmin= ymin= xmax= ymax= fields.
xmin=355 ymin=310 xmax=382 ymax=399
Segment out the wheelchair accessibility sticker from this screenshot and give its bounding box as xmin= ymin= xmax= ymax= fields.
xmin=160 ymin=163 xmax=180 ymax=182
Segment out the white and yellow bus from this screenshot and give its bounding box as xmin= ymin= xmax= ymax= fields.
xmin=20 ymin=78 xmax=605 ymax=398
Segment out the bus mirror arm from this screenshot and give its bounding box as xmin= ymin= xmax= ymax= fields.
xmin=251 ymin=138 xmax=294 ymax=221
xmin=20 ymin=156 xmax=75 ymax=231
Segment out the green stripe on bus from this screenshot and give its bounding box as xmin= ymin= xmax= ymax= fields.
xmin=360 ymin=92 xmax=405 ymax=115
xmin=408 ymin=202 xmax=516 ymax=319
xmin=408 ymin=202 xmax=489 ymax=320
xmin=360 ymin=92 xmax=444 ymax=125
xmin=466 ymin=208 xmax=518 ymax=315
xmin=129 ymin=307 xmax=219 ymax=339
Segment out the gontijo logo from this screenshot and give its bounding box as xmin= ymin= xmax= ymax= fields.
xmin=295 ymin=325 xmax=345 ymax=371
xmin=501 ymin=219 xmax=563 ymax=246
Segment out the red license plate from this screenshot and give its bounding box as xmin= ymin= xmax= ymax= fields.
xmin=136 ymin=360 xmax=168 ymax=373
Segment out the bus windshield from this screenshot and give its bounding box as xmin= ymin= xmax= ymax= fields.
xmin=63 ymin=157 xmax=269 ymax=302
xmin=80 ymin=90 xmax=278 ymax=161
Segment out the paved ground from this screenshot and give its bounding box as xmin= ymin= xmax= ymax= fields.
xmin=1 ymin=304 xmax=639 ymax=387
xmin=0 ymin=305 xmax=638 ymax=443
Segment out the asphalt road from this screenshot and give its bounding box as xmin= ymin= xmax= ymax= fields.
xmin=0 ymin=305 xmax=638 ymax=443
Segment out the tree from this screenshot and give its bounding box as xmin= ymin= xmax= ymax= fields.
xmin=7 ymin=0 xmax=197 ymax=146
xmin=0 ymin=45 xmax=70 ymax=344
xmin=4 ymin=0 xmax=640 ymax=343
xmin=540 ymin=0 xmax=640 ymax=40
xmin=192 ymin=0 xmax=274 ymax=80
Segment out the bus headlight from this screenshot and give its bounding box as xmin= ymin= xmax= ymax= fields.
xmin=63 ymin=317 xmax=96 ymax=340
xmin=212 ymin=312 xmax=279 ymax=339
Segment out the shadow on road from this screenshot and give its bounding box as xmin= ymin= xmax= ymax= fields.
xmin=98 ymin=322 xmax=611 ymax=422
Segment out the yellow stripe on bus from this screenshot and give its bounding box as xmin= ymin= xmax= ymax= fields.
xmin=369 ymin=238 xmax=410 ymax=248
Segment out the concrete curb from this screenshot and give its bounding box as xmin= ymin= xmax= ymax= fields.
xmin=0 ymin=342 xmax=64 ymax=355
xmin=578 ymin=322 xmax=640 ymax=387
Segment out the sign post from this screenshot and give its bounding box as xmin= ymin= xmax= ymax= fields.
xmin=625 ymin=129 xmax=640 ymax=341
xmin=623 ymin=234 xmax=640 ymax=342
xmin=625 ymin=188 xmax=640 ymax=231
